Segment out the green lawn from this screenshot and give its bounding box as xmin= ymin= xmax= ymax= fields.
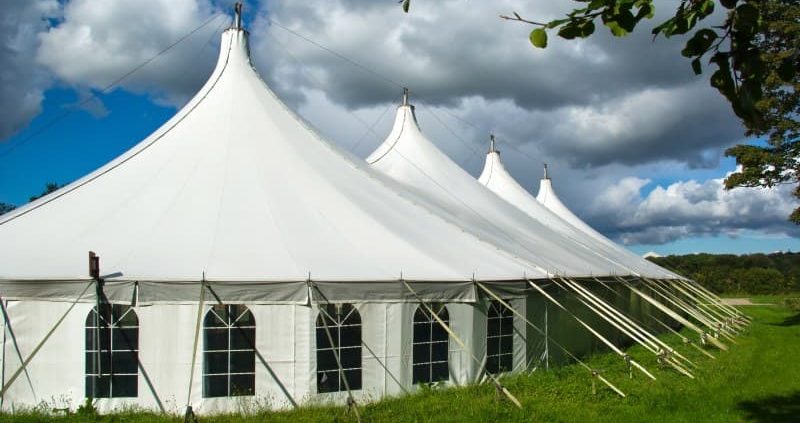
xmin=4 ymin=296 xmax=799 ymax=422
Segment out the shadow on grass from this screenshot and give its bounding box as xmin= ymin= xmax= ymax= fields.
xmin=771 ymin=313 xmax=800 ymax=326
xmin=737 ymin=391 xmax=800 ymax=422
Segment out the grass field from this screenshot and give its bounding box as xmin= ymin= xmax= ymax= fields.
xmin=4 ymin=295 xmax=799 ymax=422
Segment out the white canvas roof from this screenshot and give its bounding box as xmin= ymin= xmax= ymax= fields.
xmin=478 ymin=150 xmax=679 ymax=279
xmin=367 ymin=99 xmax=640 ymax=278
xmin=0 ymin=27 xmax=549 ymax=302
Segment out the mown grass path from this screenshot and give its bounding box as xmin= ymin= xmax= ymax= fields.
xmin=4 ymin=297 xmax=799 ymax=422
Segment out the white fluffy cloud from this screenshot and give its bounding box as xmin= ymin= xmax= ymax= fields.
xmin=0 ymin=0 xmax=60 ymax=140
xmin=36 ymin=0 xmax=225 ymax=107
xmin=587 ymin=174 xmax=800 ymax=245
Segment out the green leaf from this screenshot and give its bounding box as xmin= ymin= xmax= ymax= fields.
xmin=777 ymin=58 xmax=795 ymax=82
xmin=681 ymin=28 xmax=718 ymax=57
xmin=720 ymin=0 xmax=738 ymax=9
xmin=691 ymin=58 xmax=703 ymax=75
xmin=530 ymin=28 xmax=548 ymax=48
xmin=401 ymin=0 xmax=410 ymax=13
xmin=606 ymin=21 xmax=628 ymax=37
xmin=558 ymin=23 xmax=582 ymax=40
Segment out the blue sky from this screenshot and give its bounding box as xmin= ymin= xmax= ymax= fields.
xmin=1 ymin=0 xmax=797 ymax=257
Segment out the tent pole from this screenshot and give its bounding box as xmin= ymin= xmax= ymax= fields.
xmin=0 ymin=297 xmax=39 ymax=405
xmin=475 ymin=282 xmax=625 ymax=397
xmin=183 ymin=278 xmax=206 ymax=423
xmin=677 ymin=278 xmax=748 ymax=321
xmin=526 ymin=279 xmax=657 ymax=381
xmin=0 ymin=281 xmax=94 ymax=398
xmin=560 ymin=279 xmax=694 ymax=378
xmin=562 ymin=278 xmax=695 ymax=370
xmin=639 ymin=278 xmax=720 ymax=331
xmin=594 ymin=278 xmax=715 ymax=360
xmin=544 ymin=303 xmax=549 ymax=371
xmin=666 ymin=279 xmax=745 ymax=331
xmin=402 ymin=280 xmax=523 ymax=408
xmin=643 ymin=278 xmax=735 ymax=343
xmin=313 ymin=291 xmax=362 ymax=423
xmin=616 ymin=278 xmax=727 ymax=351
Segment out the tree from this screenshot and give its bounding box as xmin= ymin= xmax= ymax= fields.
xmin=402 ymin=1 xmax=799 ymax=222
xmin=0 ymin=203 xmax=15 ymax=216
xmin=29 ymin=182 xmax=65 ymax=202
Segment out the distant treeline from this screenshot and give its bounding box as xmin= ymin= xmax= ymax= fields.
xmin=648 ymin=252 xmax=800 ymax=295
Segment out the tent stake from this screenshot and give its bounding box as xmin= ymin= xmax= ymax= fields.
xmin=402 ymin=280 xmax=523 ymax=408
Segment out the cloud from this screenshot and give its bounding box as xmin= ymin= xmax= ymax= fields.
xmin=586 ymin=174 xmax=800 ymax=245
xmin=0 ymin=0 xmax=60 ymax=141
xmin=36 ymin=0 xmax=225 ymax=107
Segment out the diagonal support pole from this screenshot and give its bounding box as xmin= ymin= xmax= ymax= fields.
xmin=526 ymin=279 xmax=656 ymax=381
xmin=476 ymin=282 xmax=626 ymax=397
xmin=402 ymin=280 xmax=523 ymax=408
xmin=0 ymin=281 xmax=94 ymax=398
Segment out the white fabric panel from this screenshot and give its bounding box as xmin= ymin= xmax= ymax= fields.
xmin=368 ymin=105 xmax=636 ymax=277
xmin=0 ymin=28 xmax=544 ymax=289
xmin=478 ymin=150 xmax=680 ymax=279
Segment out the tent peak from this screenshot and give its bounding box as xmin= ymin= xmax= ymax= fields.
xmin=543 ymin=163 xmax=550 ymax=180
xmin=233 ymin=2 xmax=244 ymax=30
xmin=402 ymin=87 xmax=409 ymax=106
xmin=488 ymin=134 xmax=498 ymax=154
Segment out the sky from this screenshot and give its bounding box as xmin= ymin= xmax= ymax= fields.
xmin=0 ymin=0 xmax=798 ymax=256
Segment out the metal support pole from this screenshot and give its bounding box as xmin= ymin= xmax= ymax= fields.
xmin=184 ymin=279 xmax=206 ymax=423
xmin=403 ymin=281 xmax=523 ymax=408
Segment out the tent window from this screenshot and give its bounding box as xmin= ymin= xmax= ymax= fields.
xmin=85 ymin=304 xmax=139 ymax=398
xmin=316 ymin=303 xmax=362 ymax=393
xmin=412 ymin=303 xmax=449 ymax=384
xmin=203 ymin=304 xmax=256 ymax=397
xmin=486 ymin=300 xmax=513 ymax=374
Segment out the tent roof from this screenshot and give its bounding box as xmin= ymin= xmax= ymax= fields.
xmin=0 ymin=28 xmax=543 ymax=284
xmin=367 ymin=101 xmax=640 ymax=277
xmin=478 ymin=150 xmax=679 ymax=279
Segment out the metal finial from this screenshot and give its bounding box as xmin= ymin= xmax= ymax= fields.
xmin=402 ymin=87 xmax=409 ymax=106
xmin=234 ymin=2 xmax=243 ymax=29
xmin=489 ymin=134 xmax=497 ymax=154
xmin=544 ymin=163 xmax=549 ymax=179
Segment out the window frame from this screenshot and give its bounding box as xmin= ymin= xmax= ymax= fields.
xmin=315 ymin=303 xmax=362 ymax=393
xmin=486 ymin=300 xmax=514 ymax=375
xmin=85 ymin=303 xmax=139 ymax=398
xmin=412 ymin=303 xmax=450 ymax=385
xmin=202 ymin=304 xmax=256 ymax=398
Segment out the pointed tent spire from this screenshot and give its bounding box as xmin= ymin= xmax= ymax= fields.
xmin=489 ymin=134 xmax=498 ymax=154
xmin=234 ymin=2 xmax=243 ymax=30
xmin=402 ymin=87 xmax=409 ymax=106
xmin=543 ymin=163 xmax=549 ymax=180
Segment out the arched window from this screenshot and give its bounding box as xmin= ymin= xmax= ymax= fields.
xmin=486 ymin=300 xmax=513 ymax=374
xmin=412 ymin=303 xmax=449 ymax=384
xmin=316 ymin=304 xmax=362 ymax=393
xmin=85 ymin=304 xmax=139 ymax=398
xmin=203 ymin=304 xmax=255 ymax=397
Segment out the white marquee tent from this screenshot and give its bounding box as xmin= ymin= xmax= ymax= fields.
xmin=0 ymin=5 xmax=742 ymax=416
